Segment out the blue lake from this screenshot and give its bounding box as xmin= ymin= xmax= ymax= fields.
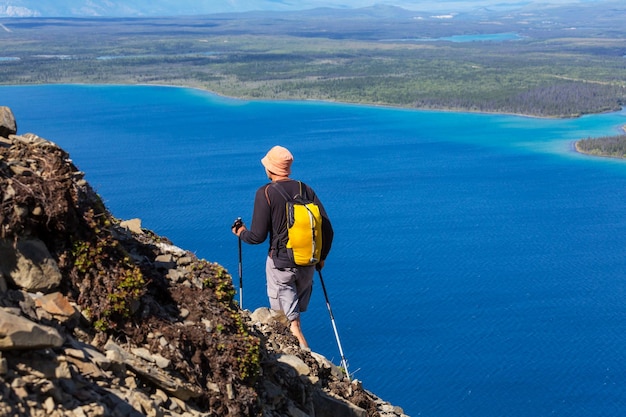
xmin=2 ymin=84 xmax=626 ymax=417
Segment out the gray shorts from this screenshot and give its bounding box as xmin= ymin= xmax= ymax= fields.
xmin=265 ymin=256 xmax=314 ymax=321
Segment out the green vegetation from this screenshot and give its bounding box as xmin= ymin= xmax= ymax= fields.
xmin=576 ymin=134 xmax=626 ymax=158
xmin=1 ymin=4 xmax=625 ymax=117
xmin=202 ymin=263 xmax=237 ymax=303
xmin=70 ymin=208 xmax=146 ymax=331
xmin=194 ymin=260 xmax=261 ymax=382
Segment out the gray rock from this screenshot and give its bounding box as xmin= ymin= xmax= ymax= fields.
xmin=313 ymin=390 xmax=367 ymax=417
xmin=131 ymin=347 xmax=155 ymax=363
xmin=276 ymin=354 xmax=310 ymax=376
xmin=0 ymin=238 xmax=62 ymax=293
xmin=311 ymin=352 xmax=344 ymax=381
xmin=120 ymin=218 xmax=143 ymax=235
xmin=154 ymin=254 xmax=176 ymax=270
xmin=10 ymin=133 xmax=56 ymax=148
xmin=105 ymin=339 xmax=202 ymax=401
xmin=0 ymin=107 xmax=17 ymax=138
xmin=0 ymin=308 xmax=64 ymax=350
xmin=155 ymin=242 xmax=186 ymax=257
xmin=177 ymin=256 xmax=193 ymax=266
xmin=251 ymin=307 xmax=290 ymax=327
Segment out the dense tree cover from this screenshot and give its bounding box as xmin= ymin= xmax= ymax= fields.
xmin=1 ymin=4 xmax=626 ymax=117
xmin=576 ymin=134 xmax=626 ymax=158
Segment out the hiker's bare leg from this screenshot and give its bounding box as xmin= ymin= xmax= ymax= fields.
xmin=290 ymin=317 xmax=308 ymax=348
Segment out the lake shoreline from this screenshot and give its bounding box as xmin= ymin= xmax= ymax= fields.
xmin=138 ymin=81 xmax=615 ymax=121
xmin=573 ymin=124 xmax=626 ymax=159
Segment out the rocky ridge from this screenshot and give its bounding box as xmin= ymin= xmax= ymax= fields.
xmin=0 ymin=106 xmax=407 ymax=417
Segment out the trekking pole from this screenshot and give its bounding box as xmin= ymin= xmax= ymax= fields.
xmin=317 ymin=269 xmax=350 ymax=381
xmin=238 ymin=235 xmax=243 ymax=308
xmin=232 ymin=217 xmax=244 ymax=308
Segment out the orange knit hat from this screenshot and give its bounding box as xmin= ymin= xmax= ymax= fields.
xmin=261 ymin=145 xmax=293 ymax=176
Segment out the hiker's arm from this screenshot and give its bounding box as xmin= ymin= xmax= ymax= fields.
xmin=239 ymin=186 xmax=271 ymax=244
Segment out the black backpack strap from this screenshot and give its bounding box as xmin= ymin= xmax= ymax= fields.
xmin=269 ymin=182 xmax=295 ymax=256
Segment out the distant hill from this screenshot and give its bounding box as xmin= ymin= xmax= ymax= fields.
xmin=0 ymin=0 xmax=611 ymax=17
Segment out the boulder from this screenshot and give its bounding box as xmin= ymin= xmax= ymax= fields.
xmin=0 ymin=106 xmax=17 ymax=138
xmin=0 ymin=309 xmax=64 ymax=350
xmin=104 ymin=339 xmax=203 ymax=401
xmin=0 ymin=238 xmax=62 ymax=293
xmin=120 ymin=218 xmax=143 ymax=235
xmin=313 ymin=390 xmax=368 ymax=417
xmin=250 ymin=307 xmax=290 ymax=327
xmin=276 ymin=354 xmax=310 ymax=376
xmin=34 ymin=291 xmax=78 ymax=320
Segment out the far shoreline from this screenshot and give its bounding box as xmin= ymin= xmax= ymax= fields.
xmin=4 ymin=81 xmax=623 ymax=121
xmin=138 ymin=81 xmax=621 ymax=121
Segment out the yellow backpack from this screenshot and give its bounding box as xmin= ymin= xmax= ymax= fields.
xmin=272 ymin=182 xmax=323 ymax=266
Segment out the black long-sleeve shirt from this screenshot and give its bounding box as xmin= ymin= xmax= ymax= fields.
xmin=240 ymin=179 xmax=333 ymax=268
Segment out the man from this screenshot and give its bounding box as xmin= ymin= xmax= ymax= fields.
xmin=232 ymin=145 xmax=333 ymax=349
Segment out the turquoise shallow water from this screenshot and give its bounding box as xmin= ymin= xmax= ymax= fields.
xmin=385 ymin=32 xmax=523 ymax=42
xmin=3 ymin=84 xmax=626 ymax=416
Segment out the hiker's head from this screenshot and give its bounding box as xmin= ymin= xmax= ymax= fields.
xmin=261 ymin=145 xmax=293 ymax=177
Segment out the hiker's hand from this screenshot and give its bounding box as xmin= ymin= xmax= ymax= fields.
xmin=231 ymin=217 xmax=245 ymax=236
xmin=316 ymin=260 xmax=325 ymax=271
xmin=232 ymin=223 xmax=246 ymax=237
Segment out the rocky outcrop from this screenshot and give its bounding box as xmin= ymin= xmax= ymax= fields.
xmin=0 ymin=238 xmax=63 ymax=292
xmin=0 ymin=308 xmax=64 ymax=350
xmin=0 ymin=106 xmax=408 ymax=416
xmin=0 ymin=107 xmax=17 ymax=138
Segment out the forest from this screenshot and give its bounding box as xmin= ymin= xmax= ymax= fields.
xmin=0 ymin=3 xmax=625 ymax=118
xmin=576 ymin=134 xmax=626 ymax=158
